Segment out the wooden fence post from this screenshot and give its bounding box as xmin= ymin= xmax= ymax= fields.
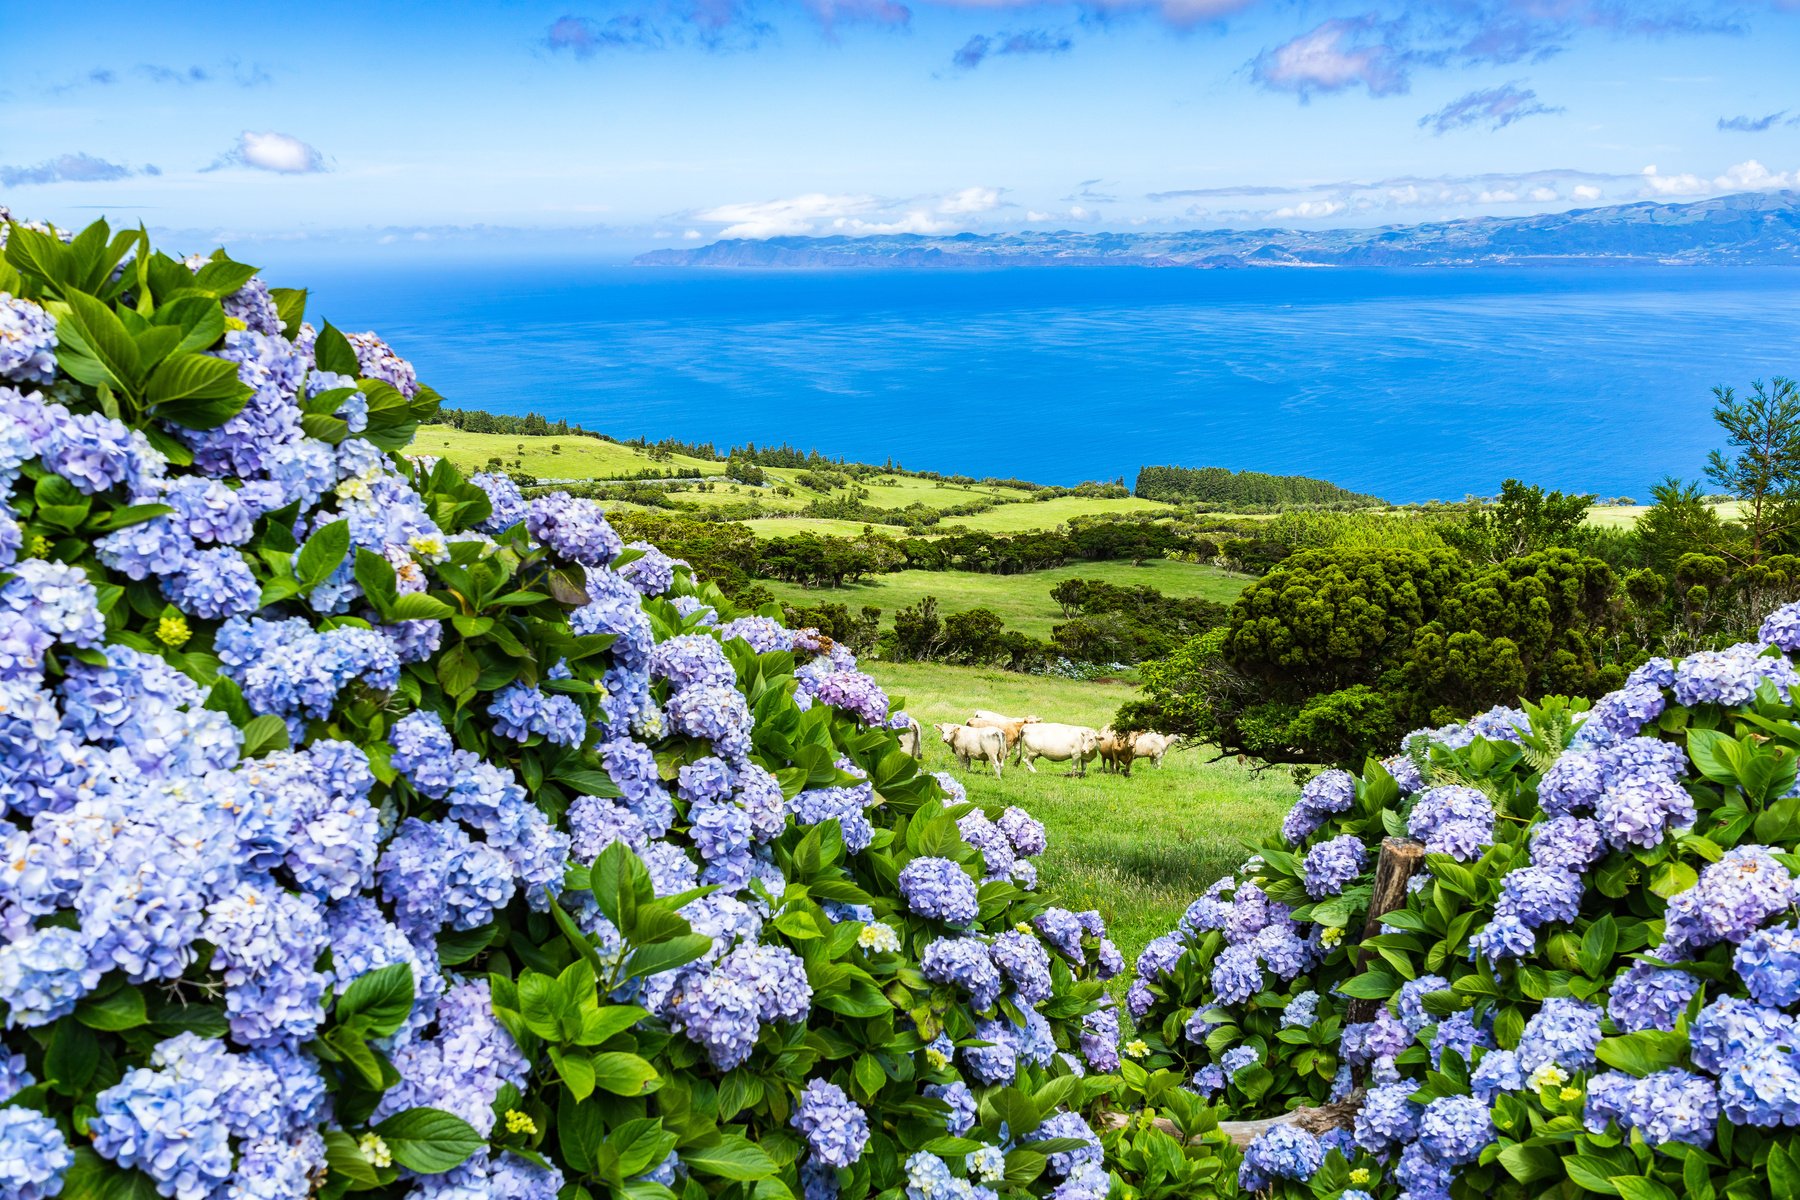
xmin=1343 ymin=837 xmax=1427 ymax=1025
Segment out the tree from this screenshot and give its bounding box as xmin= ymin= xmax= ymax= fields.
xmin=1705 ymin=377 xmax=1800 ymax=565
xmin=1444 ymin=479 xmax=1595 ymax=563
xmin=1635 ymin=477 xmax=1726 ymax=572
xmin=1400 ymin=549 xmax=1622 ymax=724
xmin=890 ymin=597 xmax=944 ymax=662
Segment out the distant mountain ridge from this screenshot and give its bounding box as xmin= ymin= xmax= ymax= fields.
xmin=635 ymin=191 xmax=1800 ymax=269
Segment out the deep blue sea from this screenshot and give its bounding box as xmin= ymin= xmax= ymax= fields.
xmin=284 ymin=262 xmax=1800 ymax=503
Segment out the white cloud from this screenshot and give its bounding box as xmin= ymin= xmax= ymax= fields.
xmin=1572 ymin=184 xmax=1603 ymax=200
xmin=1252 ymin=17 xmax=1408 ymax=99
xmin=1528 ymin=186 xmax=1558 ymax=202
xmin=1477 ymin=188 xmax=1518 ymax=203
xmin=695 ymin=186 xmax=1003 ymax=238
xmin=1025 ymin=210 xmax=1054 ymax=222
xmin=1272 ymin=199 xmax=1346 ymax=218
xmin=936 ymin=186 xmax=1001 ymax=214
xmin=683 ymin=228 xmax=702 ymax=239
xmin=1640 ymin=159 xmax=1798 ymax=198
xmin=212 ymin=130 xmax=327 ymax=174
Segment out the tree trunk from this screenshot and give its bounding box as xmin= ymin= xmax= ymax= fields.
xmin=1102 ymin=1089 xmax=1367 ymax=1148
xmin=1344 ymin=837 xmax=1427 ymax=1026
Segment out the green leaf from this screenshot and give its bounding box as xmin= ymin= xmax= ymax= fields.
xmin=316 ymin=323 xmax=360 ymax=376
xmin=389 ymin=593 xmax=455 ymax=621
xmin=337 ymin=962 xmax=415 ymax=1037
xmin=372 ymin=1107 xmax=485 ymax=1174
xmin=322 ymin=1130 xmax=382 ymax=1190
xmin=58 ymin=289 xmax=141 ymax=391
xmin=577 ymin=1004 xmax=647 ymax=1047
xmin=1565 ymin=1155 xmax=1624 ymax=1195
xmin=1771 ymin=1142 xmax=1800 ymax=1200
xmin=46 ymin=1019 xmax=100 ymax=1095
xmin=1596 ymin=1030 xmax=1688 ymax=1078
xmin=437 ymin=642 xmax=480 ymax=698
xmin=271 ymin=287 xmax=307 ymax=336
xmin=681 ymin=1135 xmax=777 ymax=1181
xmin=296 ymin=519 xmax=351 ymax=590
xmin=241 ymin=714 xmax=291 ymax=758
xmin=552 ymin=1048 xmax=596 ymax=1100
xmin=625 ymin=935 xmax=711 ymax=981
xmin=1498 ymin=1143 xmax=1562 ymax=1185
xmin=1686 ymin=728 xmax=1744 ymax=786
xmin=1334 ymin=971 xmax=1399 ymax=1000
xmin=589 ymin=1051 xmax=660 ymax=1096
xmin=1578 ymin=915 xmax=1619 ymax=979
xmin=76 ymin=987 xmax=148 ymax=1031
xmin=145 ymin=354 xmax=251 ymax=429
xmin=1608 ymin=1176 xmax=1677 ymax=1200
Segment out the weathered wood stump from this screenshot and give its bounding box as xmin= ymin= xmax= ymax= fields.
xmin=1103 ymin=1089 xmax=1366 ymax=1148
xmin=1343 ymin=837 xmax=1426 ymax=1025
xmin=1103 ymin=838 xmax=1427 ymax=1146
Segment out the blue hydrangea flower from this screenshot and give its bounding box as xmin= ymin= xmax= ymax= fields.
xmin=898 ymin=857 xmax=978 ymax=924
xmin=0 ymin=1107 xmax=73 ymax=1200
xmin=1417 ymin=1094 xmax=1491 ymax=1163
xmin=1608 ymin=961 xmax=1702 ymax=1033
xmin=1238 ymin=1125 xmax=1323 ymax=1191
xmin=1301 ymin=834 xmax=1367 ymax=898
xmin=792 ymin=1080 xmax=869 ymax=1168
xmin=1518 ymin=997 xmax=1603 ymax=1073
xmin=1406 ymin=785 xmax=1494 ymax=860
xmin=922 ymin=936 xmax=1003 ymax=1010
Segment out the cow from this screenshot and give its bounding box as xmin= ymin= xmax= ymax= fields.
xmin=935 ymin=722 xmax=1007 ymax=777
xmin=968 ymin=711 xmax=1040 ymax=755
xmin=896 ymin=715 xmax=924 ymax=758
xmin=1096 ymin=726 xmax=1136 ymax=775
xmin=1129 ymin=731 xmax=1177 ymax=768
xmin=1016 ymin=722 xmax=1102 ymax=777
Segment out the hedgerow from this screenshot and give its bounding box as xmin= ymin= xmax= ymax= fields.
xmin=0 ymin=214 xmax=1141 ymax=1200
xmin=1127 ymin=613 xmax=1800 ymax=1199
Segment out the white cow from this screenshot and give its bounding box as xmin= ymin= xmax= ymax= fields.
xmin=896 ymin=716 xmax=924 ymax=758
xmin=1016 ymin=722 xmax=1102 ymax=777
xmin=1129 ymin=731 xmax=1177 ymax=768
xmin=935 ymin=722 xmax=1007 ymax=777
xmin=968 ymin=712 xmax=1039 ymax=754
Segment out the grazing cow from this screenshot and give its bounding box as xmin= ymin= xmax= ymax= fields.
xmin=896 ymin=716 xmax=923 ymax=758
xmin=968 ymin=711 xmax=1039 ymax=755
xmin=935 ymin=722 xmax=1007 ymax=777
xmin=1016 ymin=722 xmax=1102 ymax=777
xmin=1096 ymin=727 xmax=1136 ymax=775
xmin=1129 ymin=731 xmax=1177 ymax=769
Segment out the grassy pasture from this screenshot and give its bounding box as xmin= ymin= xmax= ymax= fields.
xmin=1584 ymin=501 xmax=1746 ymax=529
xmin=868 ymin=660 xmax=1292 ymax=980
xmin=767 ymin=560 xmax=1249 ymax=640
xmin=410 ymin=427 xmax=722 ymax=479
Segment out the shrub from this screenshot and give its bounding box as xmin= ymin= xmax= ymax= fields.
xmin=1124 ymin=598 xmax=1800 ymax=1199
xmin=0 ymin=216 xmax=1135 ymax=1200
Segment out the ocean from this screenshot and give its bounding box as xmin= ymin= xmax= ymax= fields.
xmin=285 ymin=261 xmax=1800 ymax=503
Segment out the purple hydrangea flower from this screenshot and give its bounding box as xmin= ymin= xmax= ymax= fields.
xmin=1608 ymin=961 xmax=1702 ymax=1033
xmin=1238 ymin=1125 xmax=1322 ymax=1191
xmin=1301 ymin=834 xmax=1367 ymax=898
xmin=922 ymin=936 xmax=1002 ymax=1010
xmin=898 ymin=857 xmax=978 ymax=924
xmin=0 ymin=294 xmax=57 ymax=385
xmin=527 ymin=492 xmax=622 ymax=566
xmin=1406 ymin=785 xmax=1494 ymax=860
xmin=791 ymin=1080 xmax=869 ymax=1168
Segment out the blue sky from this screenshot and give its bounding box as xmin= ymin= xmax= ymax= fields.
xmin=6 ymin=0 xmax=1800 ymax=253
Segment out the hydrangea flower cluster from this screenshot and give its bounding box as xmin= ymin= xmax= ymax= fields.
xmin=0 ymin=215 xmax=1129 ymax=1200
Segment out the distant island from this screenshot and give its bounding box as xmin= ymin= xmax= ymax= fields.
xmin=635 ymin=190 xmax=1800 ymax=269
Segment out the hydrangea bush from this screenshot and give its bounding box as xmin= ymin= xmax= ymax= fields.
xmin=1127 ymin=613 xmax=1800 ymax=1199
xmin=0 ymin=215 xmax=1138 ymax=1200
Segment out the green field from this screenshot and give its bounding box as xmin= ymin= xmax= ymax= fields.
xmin=948 ymin=494 xmax=1173 ymax=532
xmin=869 ymin=661 xmax=1291 ymax=979
xmin=412 ymin=427 xmax=723 ymax=479
xmin=414 ymin=428 xmax=1174 ymax=535
xmin=1584 ymin=500 xmax=1746 ymax=529
xmin=768 ymin=560 xmax=1249 ymax=639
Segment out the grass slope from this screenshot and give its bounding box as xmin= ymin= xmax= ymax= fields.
xmin=767 ymin=560 xmax=1249 ymax=640
xmin=868 ymin=661 xmax=1290 ymax=979
xmin=411 ymin=427 xmax=722 ymax=479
